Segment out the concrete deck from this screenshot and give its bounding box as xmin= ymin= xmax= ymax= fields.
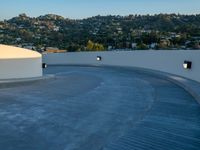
xmin=0 ymin=66 xmax=199 ymax=150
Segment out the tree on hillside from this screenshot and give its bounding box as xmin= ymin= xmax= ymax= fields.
xmin=86 ymin=40 xmax=105 ymax=51
xmin=87 ymin=40 xmax=94 ymax=50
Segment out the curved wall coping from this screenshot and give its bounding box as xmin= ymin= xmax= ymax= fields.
xmin=125 ymin=66 xmax=200 ymax=105
xmin=43 ymin=50 xmax=200 ymax=103
xmin=48 ymin=64 xmax=200 ymax=105
xmin=0 ymin=75 xmax=55 ymax=88
xmin=43 ymin=50 xmax=200 ymax=83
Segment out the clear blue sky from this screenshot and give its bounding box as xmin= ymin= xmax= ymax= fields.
xmin=0 ymin=0 xmax=200 ymax=20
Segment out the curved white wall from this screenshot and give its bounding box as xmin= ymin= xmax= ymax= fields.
xmin=43 ymin=50 xmax=200 ymax=83
xmin=0 ymin=45 xmax=42 ymax=80
xmin=0 ymin=58 xmax=42 ymax=80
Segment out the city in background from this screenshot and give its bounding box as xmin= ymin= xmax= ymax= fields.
xmin=0 ymin=0 xmax=200 ymax=53
xmin=0 ymin=13 xmax=200 ymax=53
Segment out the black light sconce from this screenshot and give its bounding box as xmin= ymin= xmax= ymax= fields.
xmin=97 ymin=56 xmax=102 ymax=61
xmin=42 ymin=63 xmax=47 ymax=69
xmin=183 ymin=61 xmax=192 ymax=69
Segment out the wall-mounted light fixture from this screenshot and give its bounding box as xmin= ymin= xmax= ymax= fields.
xmin=183 ymin=61 xmax=192 ymax=69
xmin=42 ymin=63 xmax=47 ymax=69
xmin=97 ymin=56 xmax=102 ymax=61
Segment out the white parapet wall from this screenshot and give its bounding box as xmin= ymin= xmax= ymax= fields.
xmin=43 ymin=50 xmax=200 ymax=83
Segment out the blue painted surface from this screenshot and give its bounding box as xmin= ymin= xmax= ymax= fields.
xmin=0 ymin=66 xmax=199 ymax=150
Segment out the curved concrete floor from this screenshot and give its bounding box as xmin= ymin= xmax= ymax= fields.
xmin=0 ymin=66 xmax=200 ymax=150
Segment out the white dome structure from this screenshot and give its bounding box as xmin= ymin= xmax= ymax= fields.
xmin=0 ymin=44 xmax=42 ymax=80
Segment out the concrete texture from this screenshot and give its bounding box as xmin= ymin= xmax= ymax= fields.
xmin=0 ymin=66 xmax=200 ymax=150
xmin=0 ymin=75 xmax=55 ymax=89
xmin=43 ymin=50 xmax=200 ymax=83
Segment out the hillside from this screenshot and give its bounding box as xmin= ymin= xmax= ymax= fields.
xmin=0 ymin=13 xmax=200 ymax=51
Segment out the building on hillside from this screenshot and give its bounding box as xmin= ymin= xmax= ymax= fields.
xmin=45 ymin=47 xmax=67 ymax=53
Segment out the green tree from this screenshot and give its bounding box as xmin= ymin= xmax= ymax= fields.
xmin=86 ymin=40 xmax=105 ymax=51
xmin=86 ymin=40 xmax=94 ymax=50
xmin=137 ymin=43 xmax=148 ymax=50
